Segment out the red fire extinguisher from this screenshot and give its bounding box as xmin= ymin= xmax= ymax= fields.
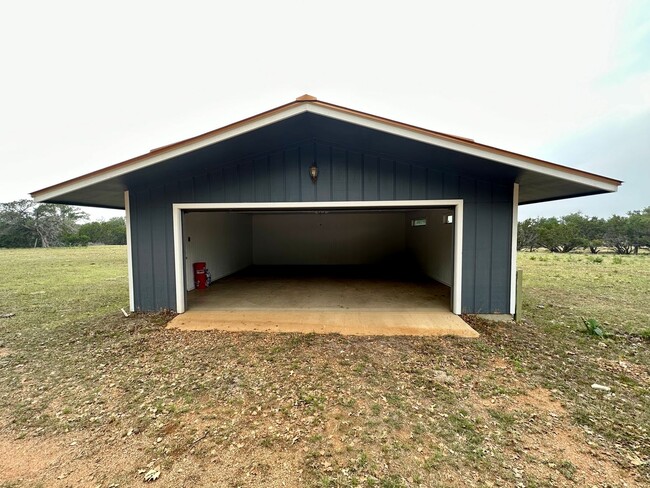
xmin=193 ymin=262 xmax=207 ymax=289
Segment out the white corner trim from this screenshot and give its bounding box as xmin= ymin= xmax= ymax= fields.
xmin=173 ymin=205 xmax=186 ymax=313
xmin=171 ymin=200 xmax=464 ymax=315
xmin=509 ymin=183 xmax=519 ymax=315
xmin=453 ymin=200 xmax=464 ymax=315
xmin=124 ymin=191 xmax=135 ymax=312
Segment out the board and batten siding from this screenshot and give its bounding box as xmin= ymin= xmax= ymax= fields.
xmin=128 ymin=140 xmax=514 ymax=314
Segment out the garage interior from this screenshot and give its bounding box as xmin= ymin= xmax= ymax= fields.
xmin=168 ymin=207 xmax=478 ymax=336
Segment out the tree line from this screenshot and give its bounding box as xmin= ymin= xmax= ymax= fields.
xmin=518 ymin=207 xmax=650 ymax=254
xmin=0 ymin=200 xmax=126 ymax=248
xmin=2 ymin=199 xmax=649 ymax=253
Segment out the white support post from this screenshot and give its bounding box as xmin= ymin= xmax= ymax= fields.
xmin=173 ymin=206 xmax=186 ymax=313
xmin=124 ymin=191 xmax=135 ymax=312
xmin=453 ymin=201 xmax=464 ymax=315
xmin=509 ymin=183 xmax=520 ymax=315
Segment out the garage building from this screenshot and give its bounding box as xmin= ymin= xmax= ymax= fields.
xmin=31 ymin=95 xmax=621 ymax=321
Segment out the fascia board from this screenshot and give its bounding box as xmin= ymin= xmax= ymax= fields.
xmin=33 ymin=101 xmax=620 ymax=203
xmin=32 ymin=104 xmax=310 ymax=202
xmin=306 ymin=104 xmax=620 ymax=193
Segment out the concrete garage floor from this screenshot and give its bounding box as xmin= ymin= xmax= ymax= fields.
xmin=168 ymin=266 xmax=478 ymax=337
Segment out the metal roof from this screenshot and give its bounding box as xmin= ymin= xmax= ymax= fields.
xmin=31 ymin=95 xmax=622 ymax=208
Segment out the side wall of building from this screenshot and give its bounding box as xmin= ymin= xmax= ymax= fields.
xmin=406 ymin=209 xmax=454 ymax=287
xmin=183 ymin=212 xmax=252 ymax=290
xmin=128 ymin=140 xmax=514 ymax=313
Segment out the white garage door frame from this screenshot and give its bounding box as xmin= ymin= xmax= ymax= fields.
xmin=171 ymin=200 xmax=464 ymax=314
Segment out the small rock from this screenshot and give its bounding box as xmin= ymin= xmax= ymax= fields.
xmin=591 ymin=384 xmax=611 ymax=392
xmin=433 ymin=370 xmax=454 ymax=384
xmin=536 ymin=304 xmax=545 ymax=309
xmin=143 ymin=466 xmax=161 ymax=482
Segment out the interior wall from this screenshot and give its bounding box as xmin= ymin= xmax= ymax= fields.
xmin=406 ymin=209 xmax=454 ymax=286
xmin=252 ymin=212 xmax=406 ymax=265
xmin=182 ymin=209 xmax=453 ymax=293
xmin=183 ymin=212 xmax=252 ymax=290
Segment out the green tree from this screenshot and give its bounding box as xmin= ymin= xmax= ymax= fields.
xmin=536 ymin=215 xmax=584 ymax=253
xmin=32 ymin=203 xmax=88 ymax=247
xmin=0 ymin=200 xmax=88 ymax=248
xmin=563 ymin=213 xmax=606 ymax=254
xmin=603 ymin=208 xmax=650 ymax=254
xmin=581 ymin=216 xmax=606 ymax=254
xmin=517 ymin=218 xmax=539 ymax=251
xmin=605 ymin=215 xmax=635 ymax=254
xmin=100 ymin=217 xmax=127 ymax=245
xmin=0 ymin=200 xmax=38 ymax=247
xmin=625 ymin=207 xmax=650 ymax=254
xmin=76 ymin=217 xmax=126 ymax=245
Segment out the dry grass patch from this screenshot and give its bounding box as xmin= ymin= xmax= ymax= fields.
xmin=0 ymin=248 xmax=648 ymax=487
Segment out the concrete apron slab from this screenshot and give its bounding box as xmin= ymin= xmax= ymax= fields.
xmin=167 ymin=309 xmax=479 ymax=338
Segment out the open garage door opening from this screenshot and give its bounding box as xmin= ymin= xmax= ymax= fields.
xmin=184 ymin=207 xmax=455 ymax=304
xmin=171 ymin=201 xmax=471 ymax=336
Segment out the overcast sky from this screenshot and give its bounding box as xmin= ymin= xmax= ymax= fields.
xmin=1 ymin=0 xmax=648 ymax=221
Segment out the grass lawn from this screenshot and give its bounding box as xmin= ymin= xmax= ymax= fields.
xmin=0 ymin=247 xmax=648 ymax=487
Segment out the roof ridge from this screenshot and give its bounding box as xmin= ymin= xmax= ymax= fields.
xmin=296 ymin=94 xmax=317 ymax=101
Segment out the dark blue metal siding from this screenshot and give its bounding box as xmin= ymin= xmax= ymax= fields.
xmin=347 ymin=151 xmax=363 ymax=200
xmin=130 ymin=187 xmax=175 ymax=311
xmin=128 ymin=139 xmax=514 ymax=314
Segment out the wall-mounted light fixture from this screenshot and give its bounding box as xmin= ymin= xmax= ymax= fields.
xmin=309 ymin=163 xmax=319 ymax=184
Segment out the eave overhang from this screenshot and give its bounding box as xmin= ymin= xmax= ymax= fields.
xmin=31 ymin=96 xmax=622 ymax=209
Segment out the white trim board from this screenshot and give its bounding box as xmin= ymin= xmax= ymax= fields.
xmin=34 ymin=102 xmax=618 ymax=203
xmin=306 ymin=105 xmax=619 ymax=193
xmin=509 ymin=183 xmax=519 ymax=315
xmin=34 ymin=105 xmax=310 ymax=202
xmin=124 ymin=191 xmax=135 ymax=312
xmin=171 ymin=200 xmax=464 ymax=315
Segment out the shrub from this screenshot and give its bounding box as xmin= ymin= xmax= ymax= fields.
xmin=582 ymin=318 xmax=605 ymax=338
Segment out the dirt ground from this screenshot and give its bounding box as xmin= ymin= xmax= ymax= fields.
xmin=0 ymin=383 xmax=639 ymax=488
xmin=0 ymin=315 xmax=646 ymax=487
xmin=0 ymin=248 xmax=648 ymax=487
